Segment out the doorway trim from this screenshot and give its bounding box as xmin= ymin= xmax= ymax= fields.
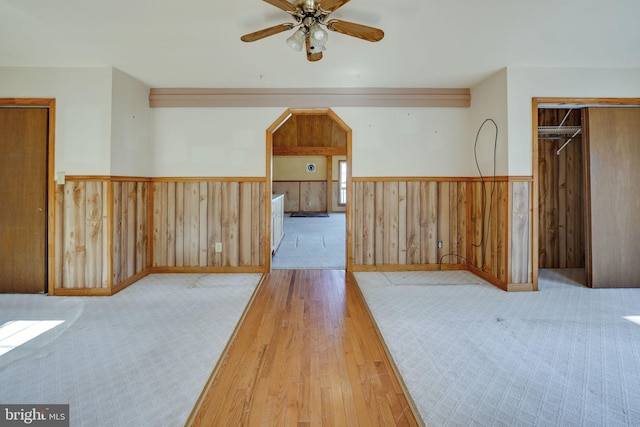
xmin=0 ymin=98 xmax=56 ymax=294
xmin=531 ymin=97 xmax=640 ymax=289
xmin=265 ymin=108 xmax=352 ymax=271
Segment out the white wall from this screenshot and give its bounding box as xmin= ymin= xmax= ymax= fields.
xmin=506 ymin=67 xmax=640 ymax=175
xmin=110 ymin=69 xmax=153 ymax=177
xmin=0 ymin=67 xmax=113 ymax=176
xmin=153 ymin=106 xmax=473 ymax=178
xmin=4 ymin=66 xmax=640 ymax=180
xmin=152 ymin=107 xmax=282 ymax=177
xmin=333 ymin=107 xmax=471 ymax=177
xmin=469 ymin=68 xmax=509 ymax=177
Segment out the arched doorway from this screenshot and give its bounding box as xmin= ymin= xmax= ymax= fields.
xmin=265 ymin=108 xmax=352 ymax=270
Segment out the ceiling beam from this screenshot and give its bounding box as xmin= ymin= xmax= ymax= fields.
xmin=149 ymin=88 xmax=470 ymax=108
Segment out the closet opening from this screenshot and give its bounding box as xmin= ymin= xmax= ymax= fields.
xmin=536 ymin=106 xmax=586 ymax=286
xmin=534 ymin=97 xmax=640 ymax=289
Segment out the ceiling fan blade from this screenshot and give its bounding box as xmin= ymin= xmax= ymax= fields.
xmin=326 ymin=19 xmax=384 ymax=42
xmin=241 ymin=23 xmax=295 ymax=42
xmin=318 ymin=0 xmax=350 ymax=13
xmin=262 ymin=0 xmax=299 ymax=13
xmin=305 ymin=35 xmax=323 ymax=62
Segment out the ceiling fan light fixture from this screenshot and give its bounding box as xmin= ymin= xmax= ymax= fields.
xmin=241 ymin=0 xmax=384 ymax=62
xmin=309 ymin=23 xmax=328 ymax=52
xmin=286 ymin=28 xmax=305 ymax=51
xmin=310 ymin=23 xmax=327 ymax=41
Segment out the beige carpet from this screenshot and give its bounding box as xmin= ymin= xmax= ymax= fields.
xmin=355 ymin=269 xmax=640 ymax=426
xmin=0 ymin=273 xmax=261 ymax=426
xmin=272 ymin=212 xmax=345 ymax=269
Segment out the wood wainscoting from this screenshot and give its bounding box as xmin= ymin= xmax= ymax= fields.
xmin=53 ymin=177 xmax=150 ymax=295
xmin=53 ymin=176 xmax=267 ymax=295
xmin=150 ymin=178 xmax=266 ymax=272
xmin=272 ymin=180 xmax=327 ymax=212
xmin=350 ymin=177 xmax=532 ymax=291
xmin=52 ymin=175 xmax=532 ymax=295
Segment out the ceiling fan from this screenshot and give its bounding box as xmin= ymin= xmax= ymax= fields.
xmin=241 ymin=0 xmax=384 ymax=61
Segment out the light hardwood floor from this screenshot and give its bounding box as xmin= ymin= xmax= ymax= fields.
xmin=187 ymin=269 xmax=421 ymax=426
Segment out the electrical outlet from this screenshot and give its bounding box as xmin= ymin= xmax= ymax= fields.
xmin=437 ymin=240 xmax=443 ymax=249
xmin=215 ymin=242 xmax=222 ymax=253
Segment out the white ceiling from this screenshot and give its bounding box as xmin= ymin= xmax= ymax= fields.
xmin=1 ymin=0 xmax=639 ymax=89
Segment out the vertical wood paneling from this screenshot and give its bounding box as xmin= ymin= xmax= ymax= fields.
xmin=437 ymin=182 xmax=450 ymax=263
xmin=457 ymin=182 xmax=467 ymax=262
xmin=558 ymin=147 xmax=567 ymax=267
xmin=166 ymin=182 xmax=176 ymax=266
xmin=398 ymin=182 xmax=407 ymax=265
xmin=112 ymin=180 xmax=149 ymax=286
xmin=209 ymin=181 xmax=222 ymax=266
xmin=84 ymin=181 xmax=103 ymax=288
xmin=113 ymin=182 xmax=123 ymax=282
xmin=362 ymin=182 xmax=375 ymax=265
xmin=272 ymin=181 xmax=300 ymax=212
xmin=272 ymin=181 xmax=330 ymax=213
xmin=63 ymin=182 xmax=86 ymax=288
xmin=223 ymin=182 xmax=239 ymax=266
xmin=382 ymin=182 xmax=399 ymax=264
xmin=239 ymin=182 xmax=253 ymax=266
xmin=175 ymin=182 xmax=185 ymax=267
xmin=467 ymin=180 xmax=509 ymax=282
xmin=352 ymin=181 xmax=363 ymax=264
xmin=55 ymin=178 xmax=148 ymax=291
xmin=55 ymin=177 xmax=265 ymax=291
xmin=446 ymin=182 xmax=457 ymax=263
xmin=405 ymin=182 xmax=420 ymax=264
xmin=300 ymin=182 xmax=327 ymax=212
xmin=136 ymin=183 xmax=147 ymax=274
xmin=374 ymin=182 xmax=384 ymax=264
xmin=351 ymin=178 xmax=510 ymax=284
xmin=511 ymin=181 xmax=531 ymax=283
xmin=126 ymin=182 xmax=136 ymax=278
xmin=251 ymin=183 xmax=260 ymax=264
xmin=54 ymin=185 xmax=64 ymax=288
xmin=149 ymin=179 xmax=266 ymax=269
xmin=418 ymin=182 xmax=437 ymax=264
xmin=538 ymin=108 xmax=585 ymax=269
xmin=199 ymin=182 xmax=208 ymax=266
xmin=470 ymin=182 xmax=483 ymax=268
xmin=497 ymin=182 xmax=507 ymax=281
xmin=185 ymin=182 xmax=199 ymax=266
xmin=152 ymin=182 xmax=165 ymax=267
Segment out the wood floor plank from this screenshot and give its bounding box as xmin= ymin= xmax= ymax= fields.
xmin=188 ymin=269 xmax=421 ymax=426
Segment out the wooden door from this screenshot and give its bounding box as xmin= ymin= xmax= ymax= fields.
xmin=584 ymin=107 xmax=640 ymax=288
xmin=0 ymin=108 xmax=48 ymax=293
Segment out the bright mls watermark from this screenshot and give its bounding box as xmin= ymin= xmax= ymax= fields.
xmin=0 ymin=405 xmax=68 ymax=427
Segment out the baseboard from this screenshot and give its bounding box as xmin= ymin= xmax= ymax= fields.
xmin=52 ymin=287 xmax=112 ymax=297
xmin=111 ymin=270 xmax=150 ymax=295
xmin=149 ymin=266 xmax=267 ymax=274
xmin=507 ymin=282 xmax=535 ymax=292
xmin=51 ymin=270 xmax=151 ymax=296
xmin=350 ymin=263 xmax=468 ymax=273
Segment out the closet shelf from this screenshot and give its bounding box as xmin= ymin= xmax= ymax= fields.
xmin=538 ymin=126 xmax=582 ymax=135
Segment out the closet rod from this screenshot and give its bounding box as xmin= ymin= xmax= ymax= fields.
xmin=556 ymin=129 xmax=581 ymax=155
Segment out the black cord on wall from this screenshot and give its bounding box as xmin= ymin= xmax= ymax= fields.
xmin=439 ymin=118 xmax=498 ymax=269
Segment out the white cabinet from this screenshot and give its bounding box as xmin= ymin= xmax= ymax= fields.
xmin=271 ymin=194 xmax=284 ymax=254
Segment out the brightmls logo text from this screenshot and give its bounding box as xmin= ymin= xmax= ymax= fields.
xmin=0 ymin=405 xmax=68 ymax=427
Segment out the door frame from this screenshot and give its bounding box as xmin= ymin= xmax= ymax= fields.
xmin=0 ymin=98 xmax=56 ymax=293
xmin=531 ymin=97 xmax=640 ymax=289
xmin=265 ymin=108 xmax=352 ymax=271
